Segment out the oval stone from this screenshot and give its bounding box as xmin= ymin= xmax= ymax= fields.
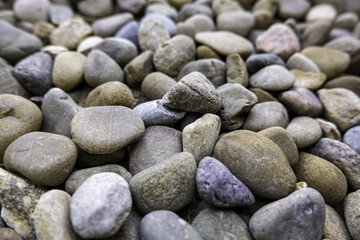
xmin=286 ymin=116 xmax=322 ymax=148
xmin=344 ymin=190 xmax=360 ymax=240
xmin=344 ymin=126 xmax=360 ymax=154
xmin=323 ymin=204 xmax=351 ymax=240
xmin=141 ymin=72 xmax=177 ymax=100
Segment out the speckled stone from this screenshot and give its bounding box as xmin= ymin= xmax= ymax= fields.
xmin=246 ymin=53 xmax=285 ymax=74
xmin=344 ymin=190 xmax=360 ymax=240
xmin=286 ymin=116 xmax=322 ymax=148
xmin=141 ymin=72 xmax=177 ymax=100
xmin=124 ymin=51 xmax=154 ymax=88
xmin=323 ymin=204 xmax=351 ymax=240
xmin=291 ymin=70 xmax=327 ymax=90
xmin=286 ymin=52 xmax=320 ymax=73
xmin=226 ymin=53 xmax=248 ymax=86
xmin=138 ymin=18 xmax=169 ymax=52
xmin=130 ymin=152 xmax=197 ymax=214
xmin=0 ymin=228 xmax=23 ymax=240
xmin=294 ymin=152 xmax=347 ymax=205
xmin=214 ymin=130 xmax=296 ymax=199
xmin=249 ymin=188 xmax=325 ymax=240
xmin=91 ymin=13 xmax=133 ymax=37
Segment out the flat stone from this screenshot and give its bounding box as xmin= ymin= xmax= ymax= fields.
xmin=318 ymin=88 xmax=360 ymax=131
xmin=141 ymin=72 xmax=177 ymax=100
xmin=138 ymin=18 xmax=169 ymax=52
xmin=124 ymin=51 xmax=154 ymax=88
xmin=316 ymin=118 xmax=342 ymax=141
xmin=310 ymin=138 xmax=360 ymax=190
xmin=286 ymin=52 xmax=320 ymax=73
xmin=77 ymin=0 xmax=112 ymax=18
xmin=77 ymin=36 xmax=103 ymax=55
xmin=34 ymin=190 xmax=79 ymax=240
xmin=217 ymin=10 xmax=254 ymax=36
xmin=301 ymin=21 xmax=332 ymax=48
xmin=85 ymin=49 xmax=124 ymax=88
xmin=279 ymin=0 xmax=310 ymax=19
xmin=162 ymin=72 xmax=221 ymax=113
xmin=129 ymin=152 xmax=197 ymax=213
xmin=226 ymin=53 xmax=248 ymax=86
xmin=70 ymin=173 xmax=132 ymax=238
xmin=291 ymin=69 xmax=327 ymax=90
xmin=117 ymin=0 xmax=146 ymax=14
xmin=344 ymin=190 xmax=360 ymax=240
xmin=306 ymin=3 xmax=337 ymax=23
xmin=71 ymin=106 xmax=145 ymax=154
xmin=249 ymin=188 xmax=325 ymax=240
xmin=214 ymin=130 xmax=296 ymax=199
xmin=286 ymin=116 xmax=322 ymax=148
xmin=65 ymin=164 xmax=132 ymax=195
xmin=192 ymin=208 xmax=253 ymax=240
xmin=323 ymin=75 xmax=360 ymax=96
xmin=323 ymin=204 xmax=351 ymax=240
xmin=13 ymin=0 xmax=50 ymax=23
xmin=140 ymin=210 xmax=202 ymax=240
xmin=133 ymin=99 xmax=185 ymax=127
xmin=129 ymin=125 xmax=182 ymax=175
xmin=246 ymin=53 xmax=285 ymax=74
xmin=0 ymin=57 xmax=29 ymax=98
xmin=92 ymin=13 xmax=133 ymax=37
xmin=294 ymin=152 xmax=347 ymax=205
xmin=244 ymin=102 xmax=289 ymax=132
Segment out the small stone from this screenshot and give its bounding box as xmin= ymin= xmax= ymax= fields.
xmin=13 ymin=0 xmax=50 ymax=23
xmin=286 ymin=116 xmax=322 ymax=148
xmin=214 ymin=130 xmax=296 ymax=199
xmin=323 ymin=204 xmax=351 ymax=240
xmin=217 ymin=11 xmax=254 ymax=36
xmin=250 ymin=88 xmax=278 ymax=102
xmin=84 ymin=49 xmax=124 ymax=88
xmin=244 ymin=102 xmax=289 ymax=132
xmin=75 ymin=35 xmax=102 ymax=54
xmin=130 ymin=152 xmax=197 ymax=213
xmin=50 ymin=17 xmax=92 ymax=50
xmin=344 ymin=126 xmax=360 ymax=154
xmin=344 ymin=190 xmax=360 ymax=240
xmin=138 ymin=18 xmax=169 ymax=52
xmin=335 ymin=12 xmax=359 ymax=30
xmin=176 ymin=3 xmax=213 ymax=22
xmin=291 ymin=69 xmax=327 ymax=90
xmin=92 ymin=13 xmax=133 ymax=37
xmin=294 ymin=152 xmax=347 ymax=205
xmin=12 ymin=52 xmax=53 ymax=96
xmin=195 ymin=31 xmax=254 ymax=58
xmin=34 ymin=190 xmax=79 ymax=240
xmin=133 ymin=99 xmax=185 ymax=127
xmin=316 ymin=118 xmax=342 ymax=141
xmin=0 ymin=228 xmax=23 ymax=240
xmin=212 ymin=0 xmax=242 ymax=15
xmin=278 ymin=87 xmax=323 ymax=117
xmin=301 ymin=21 xmax=332 ymax=48
xmin=183 ymin=114 xmax=221 ymax=163
xmin=70 ymin=173 xmax=132 ymax=238
xmin=114 ymin=20 xmax=139 ymax=47
xmin=77 ymin=0 xmax=113 ymax=18
xmin=141 ymin=72 xmax=177 ymax=100
xmin=145 ymin=2 xmax=178 ymax=20
xmin=140 ymin=210 xmax=202 ymax=240
xmin=33 ymin=21 xmax=55 ymax=45
xmin=41 ymin=45 xmax=68 ymax=57
xmin=279 ymin=0 xmax=310 ymax=20
xmin=323 ymin=75 xmax=360 ymax=96
xmin=49 ymin=4 xmax=73 ymax=26
xmin=246 ymin=53 xmax=285 ymax=74
xmin=65 ymin=164 xmax=132 ymax=195
xmin=306 ymin=4 xmax=337 ymax=23
xmin=107 ymin=208 xmax=142 ymax=240
xmin=71 ymin=106 xmax=145 ymax=154
xmin=226 ymin=53 xmax=248 ymax=86
xmin=196 ymin=45 xmax=221 ymax=60
xmin=129 ymin=125 xmax=182 ymax=175
xmin=117 ymin=0 xmax=146 ymax=14
xmin=249 ymin=188 xmax=326 ymax=240
xmin=249 ymin=65 xmax=295 ymax=91
xmin=192 ymin=208 xmax=253 ymax=240
xmin=325 ymin=35 xmax=360 ymax=59
xmin=318 ymin=88 xmax=360 ymax=131
xmin=125 ymin=51 xmax=154 ymax=88
xmin=53 ymin=51 xmax=86 ymax=92
xmin=176 ymin=14 xmax=215 ymax=39
xmin=141 ymin=13 xmax=177 ymax=36
xmin=286 ymin=53 xmax=320 ymax=73
xmin=162 ymin=72 xmax=221 ymax=113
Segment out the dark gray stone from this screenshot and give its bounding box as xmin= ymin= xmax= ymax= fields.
xmin=114 ymin=20 xmax=139 ymax=47
xmin=197 ymin=157 xmax=255 ymax=207
xmin=246 ymin=53 xmax=285 ymax=74
xmin=343 ymin=126 xmax=360 ymax=155
xmin=141 ymin=13 xmax=176 ymax=36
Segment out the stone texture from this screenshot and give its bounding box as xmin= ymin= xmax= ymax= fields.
xmin=316 ymin=118 xmax=342 ymax=141
xmin=323 ymin=204 xmax=351 ymax=240
xmin=124 ymin=51 xmax=153 ymax=88
xmin=13 ymin=0 xmax=50 ymax=23
xmin=286 ymin=52 xmax=320 ymax=73
xmin=176 ymin=14 xmax=215 ymax=39
xmin=306 ymin=3 xmax=337 ymax=23
xmin=115 ymin=20 xmax=139 ymax=47
xmin=141 ymin=72 xmax=177 ymax=100
xmin=301 ymin=21 xmax=332 ymax=48
xmin=226 ymin=53 xmax=248 ymax=86
xmin=344 ymin=126 xmax=360 ymax=154
xmin=138 ymin=18 xmax=169 ymax=52
xmin=291 ymin=70 xmax=327 ymax=90
xmin=246 ymin=53 xmax=285 ymax=74
xmin=117 ymin=0 xmax=146 ymax=14
xmin=286 ymin=116 xmax=322 ymax=148
xmin=0 ymin=228 xmax=23 ymax=240
xmin=323 ymin=75 xmax=360 ymax=96
xmin=217 ymin=10 xmax=254 ymax=36
xmin=344 ymin=190 xmax=360 ymax=240
xmin=77 ymin=0 xmax=113 ymax=18
xmin=92 ymin=13 xmax=133 ymax=37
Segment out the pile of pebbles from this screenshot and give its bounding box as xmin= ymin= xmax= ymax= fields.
xmin=1 ymin=0 xmax=360 ymax=239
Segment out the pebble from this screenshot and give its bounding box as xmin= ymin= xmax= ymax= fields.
xmin=141 ymin=72 xmax=177 ymax=100
xmin=214 ymin=130 xmax=296 ymax=199
xmin=291 ymin=69 xmax=327 ymax=90
xmin=77 ymin=0 xmax=112 ymax=18
xmin=286 ymin=52 xmax=320 ymax=73
xmin=129 ymin=152 xmax=197 ymax=213
xmin=192 ymin=208 xmax=253 ymax=240
xmin=196 ymin=45 xmax=221 ymax=60
xmin=162 ymin=72 xmax=221 ymax=113
xmin=226 ymin=53 xmax=248 ymax=86
xmin=250 ymin=87 xmax=278 ymax=102
xmin=13 ymin=0 xmax=50 ymax=23
xmin=176 ymin=14 xmax=215 ymax=39
xmin=301 ymin=21 xmax=332 ymax=48
xmin=249 ymin=188 xmax=326 ymax=240
xmin=316 ymin=118 xmax=342 ymax=141
xmin=91 ymin=13 xmax=133 ymax=37
xmin=0 ymin=94 xmax=42 ymax=163
xmin=106 ymin=208 xmax=142 ymax=240
xmin=50 ymin=17 xmax=92 ymax=50
xmin=176 ymin=3 xmax=213 ymax=22
xmin=153 ymin=35 xmax=195 ymax=77
xmin=344 ymin=190 xmax=360 ymax=240
xmin=318 ymin=88 xmax=360 ymax=132
xmin=117 ymin=0 xmax=146 ymax=14
xmin=258 ymin=126 xmax=299 ymax=168
xmin=70 ymin=173 xmax=132 ymax=238
xmin=310 ymin=137 xmax=360 ymax=190
xmin=197 ymin=157 xmax=255 ymax=207
xmin=335 ymin=12 xmax=359 ymax=30
xmin=145 ymin=3 xmax=178 ymax=20
xmin=76 ymin=147 xmax=127 ymax=169
xmin=246 ymin=53 xmax=285 ymax=74
xmin=177 ymin=59 xmax=226 ymax=88
xmin=243 ymin=102 xmax=289 ymax=132
xmin=0 ymin=20 xmax=42 ymax=63
xmin=138 ymin=18 xmax=169 ymax=52
xmin=53 ymin=51 xmax=86 ymax=92
xmin=294 ymin=152 xmax=347 ymax=205
xmin=0 ymin=228 xmax=23 ymax=240
xmin=286 ymin=116 xmax=322 ymax=148
xmin=217 ymin=11 xmax=254 ymax=36
xmin=33 ymin=21 xmax=55 ymax=45
xmin=41 ymin=45 xmax=68 ymax=57
xmin=278 ymin=87 xmax=323 ymax=117
xmin=141 ymin=13 xmax=177 ymax=36
xmin=34 ymin=190 xmax=79 ymax=240
xmin=129 ymin=125 xmax=182 ymax=175
xmin=77 ymin=36 xmax=103 ymax=55
xmin=85 ymin=49 xmax=124 ymax=88
xmin=216 ymin=83 xmax=258 ymax=131
xmin=115 ymin=20 xmax=139 ymax=47
xmin=279 ymin=0 xmax=310 ymax=20
xmin=4 ymin=131 xmax=77 ymax=186
xmin=249 ymin=65 xmax=295 ymax=91
xmin=306 ymin=4 xmax=337 ymax=23
xmin=71 ymin=106 xmax=145 ymax=154
xmin=49 ymin=4 xmax=73 ymax=26
xmin=325 ymin=36 xmax=360 ymax=59
xmin=65 ymin=164 xmax=132 ymax=195
xmin=344 ymin=126 xmax=360 ymax=154
xmin=195 ymin=31 xmax=254 ymax=58
xmin=94 ymin=38 xmax=138 ymax=67
xmin=86 ymin=82 xmax=133 ymax=107
xmin=183 ymin=114 xmax=221 ymax=163
xmin=133 ymin=99 xmax=185 ymax=127
xmin=140 ymin=210 xmax=202 ymax=240
xmin=323 ymin=204 xmax=351 ymax=240
xmin=124 ymin=51 xmax=154 ymax=88
xmin=12 ymin=52 xmax=53 ymax=96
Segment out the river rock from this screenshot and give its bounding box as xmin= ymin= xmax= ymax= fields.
xmin=14 ymin=0 xmax=50 ymax=23
xmin=49 ymin=4 xmax=73 ymax=25
xmin=176 ymin=3 xmax=213 ymax=22
xmin=226 ymin=53 xmax=248 ymax=86
xmin=279 ymin=0 xmax=310 ymax=19
xmin=344 ymin=190 xmax=360 ymax=240
xmin=141 ymin=13 xmax=177 ymax=36
xmin=291 ymin=70 xmax=327 ymax=90
xmin=250 ymin=88 xmax=278 ymax=102
xmin=145 ymin=2 xmax=178 ymax=20
xmin=124 ymin=51 xmax=154 ymax=88
xmin=246 ymin=53 xmax=285 ymax=74
xmin=138 ymin=18 xmax=170 ymax=52
xmin=316 ymin=118 xmax=342 ymax=141
xmin=117 ymin=0 xmax=146 ymax=14
xmin=91 ymin=13 xmax=133 ymax=37
xmin=141 ymin=72 xmax=177 ymax=100
xmin=196 ymin=45 xmax=221 ymax=60
xmin=323 ymin=75 xmax=360 ymax=96
xmin=301 ymin=21 xmax=332 ymax=48
xmin=306 ymin=3 xmax=337 ymax=23
xmin=323 ymin=204 xmax=351 ymax=240
xmin=286 ymin=116 xmax=322 ymax=148
xmin=217 ymin=10 xmax=254 ymax=36
xmin=286 ymin=52 xmax=320 ymax=73
xmin=344 ymin=126 xmax=360 ymax=154
xmin=77 ymin=0 xmax=112 ymax=18
xmin=115 ymin=20 xmax=139 ymax=47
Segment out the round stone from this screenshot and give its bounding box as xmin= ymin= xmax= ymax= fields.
xmin=291 ymin=70 xmax=327 ymax=90
xmin=344 ymin=126 xmax=360 ymax=154
xmin=49 ymin=4 xmax=73 ymax=25
xmin=77 ymin=0 xmax=112 ymax=18
xmin=141 ymin=72 xmax=177 ymax=100
xmin=246 ymin=53 xmax=285 ymax=74
xmin=176 ymin=3 xmax=213 ymax=22
xmin=344 ymin=190 xmax=360 ymax=240
xmin=14 ymin=0 xmax=50 ymax=23
xmin=286 ymin=116 xmax=322 ymax=148
xmin=286 ymin=52 xmax=320 ymax=73
xmin=217 ymin=10 xmax=254 ymax=36
xmin=114 ymin=20 xmax=139 ymax=47
xmin=279 ymin=0 xmax=310 ymax=20
xmin=70 ymin=173 xmax=132 ymax=238
xmin=70 ymin=106 xmax=145 ymax=154
xmin=334 ymin=12 xmax=359 ymax=30
xmin=117 ymin=0 xmax=146 ymax=14
xmin=138 ymin=18 xmax=170 ymax=52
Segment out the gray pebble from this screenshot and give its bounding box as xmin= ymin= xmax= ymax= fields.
xmin=92 ymin=13 xmax=133 ymax=37
xmin=145 ymin=3 xmax=178 ymax=20
xmin=286 ymin=52 xmax=320 ymax=73
xmin=286 ymin=116 xmax=322 ymax=148
xmin=13 ymin=0 xmax=50 ymax=23
xmin=77 ymin=0 xmax=112 ymax=18
xmin=117 ymin=0 xmax=146 ymax=14
xmin=217 ymin=10 xmax=254 ymax=36
xmin=343 ymin=125 xmax=360 ymax=154
xmin=177 ymin=3 xmax=213 ymax=22
xmin=226 ymin=53 xmax=249 ymax=86
xmin=138 ymin=18 xmax=169 ymax=52
xmin=323 ymin=204 xmax=351 ymax=240
xmin=115 ymin=20 xmax=139 ymax=47
xmin=76 ymin=36 xmax=103 ymax=55
xmin=141 ymin=13 xmax=176 ymax=36
xmin=246 ymin=53 xmax=285 ymax=74
xmin=316 ymin=118 xmax=342 ymax=141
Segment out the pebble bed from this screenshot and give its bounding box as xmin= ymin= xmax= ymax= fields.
xmin=0 ymin=0 xmax=360 ymax=239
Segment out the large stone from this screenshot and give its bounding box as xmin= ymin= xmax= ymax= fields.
xmin=323 ymin=204 xmax=351 ymax=240
xmin=286 ymin=116 xmax=322 ymax=148
xmin=344 ymin=190 xmax=360 ymax=240
xmin=14 ymin=0 xmax=50 ymax=23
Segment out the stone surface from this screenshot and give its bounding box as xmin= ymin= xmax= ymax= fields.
xmin=77 ymin=0 xmax=113 ymax=18
xmin=306 ymin=3 xmax=337 ymax=23
xmin=279 ymin=0 xmax=310 ymax=19
xmin=294 ymin=152 xmax=347 ymax=205
xmin=71 ymin=106 xmax=145 ymax=154
xmin=249 ymin=188 xmax=326 ymax=240
xmin=117 ymin=0 xmax=146 ymax=14
xmin=226 ymin=53 xmax=248 ymax=86
xmin=214 ymin=130 xmax=296 ymax=199
xmin=124 ymin=51 xmax=153 ymax=88
xmin=34 ymin=190 xmax=79 ymax=240
xmin=13 ymin=0 xmax=50 ymax=23
xmin=129 ymin=152 xmax=196 ymax=214
xmin=4 ymin=132 xmax=77 ymax=186
xmin=162 ymin=72 xmax=221 ymax=113
xmin=176 ymin=3 xmax=213 ymax=22
xmin=217 ymin=10 xmax=254 ymax=36
xmin=92 ymin=13 xmax=133 ymax=37
xmin=0 ymin=94 xmax=42 ymax=163
xmin=70 ymin=173 xmax=132 ymax=238
xmin=141 ymin=13 xmax=177 ymax=36
xmin=0 ymin=228 xmax=23 ymax=240
xmin=318 ymin=88 xmax=360 ymax=131
xmin=301 ymin=21 xmax=332 ymax=48
xmin=129 ymin=125 xmax=182 ymax=175
xmin=183 ymin=114 xmax=221 ymax=163
xmin=286 ymin=116 xmax=322 ymax=148
xmin=243 ymin=102 xmax=289 ymax=132
xmin=286 ymin=52 xmax=320 ymax=73
xmin=316 ymin=118 xmax=342 ymax=141
xmin=115 ymin=20 xmax=139 ymax=47
xmin=246 ymin=53 xmax=285 ymax=74
xmin=323 ymin=204 xmax=351 ymax=240
xmin=344 ymin=190 xmax=360 ymax=240
xmin=138 ymin=18 xmax=169 ymax=52
xmin=344 ymin=126 xmax=360 ymax=154
xmin=291 ymin=70 xmax=327 ymax=90
xmin=49 ymin=4 xmax=73 ymax=25
xmin=141 ymin=72 xmax=177 ymax=100
xmin=196 ymin=45 xmax=221 ymax=60
xmin=323 ymin=75 xmax=360 ymax=96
